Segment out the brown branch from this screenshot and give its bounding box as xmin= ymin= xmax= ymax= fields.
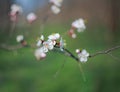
xmin=55 ymin=45 xmax=120 ymax=62
xmin=89 ymin=45 xmax=120 ymax=57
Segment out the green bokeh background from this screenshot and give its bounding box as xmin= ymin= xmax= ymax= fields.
xmin=0 ymin=22 xmax=120 ymax=92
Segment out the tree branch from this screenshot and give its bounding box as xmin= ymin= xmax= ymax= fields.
xmin=55 ymin=45 xmax=120 ymax=62
xmin=0 ymin=44 xmax=23 ymax=51
xmin=89 ymin=45 xmax=120 ymax=57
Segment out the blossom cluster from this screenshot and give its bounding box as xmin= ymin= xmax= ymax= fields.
xmin=35 ymin=33 xmax=66 ymax=60
xmin=49 ymin=0 xmax=63 ymax=14
xmin=12 ymin=2 xmax=90 ymax=63
xmin=10 ymin=4 xmax=37 ymax=24
xmin=68 ymin=18 xmax=86 ymax=38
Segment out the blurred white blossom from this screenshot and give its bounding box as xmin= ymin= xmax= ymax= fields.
xmin=10 ymin=4 xmax=22 ymax=15
xmin=10 ymin=4 xmax=22 ymax=22
xmin=34 ymin=48 xmax=46 ymax=60
xmin=72 ymin=18 xmax=86 ymax=32
xmin=16 ymin=35 xmax=24 ymax=42
xmin=27 ymin=13 xmax=37 ymax=23
xmin=77 ymin=49 xmax=89 ymax=62
xmin=76 ymin=49 xmax=80 ymax=54
xmin=68 ymin=29 xmax=77 ymax=39
xmin=51 ymin=5 xmax=61 ymax=14
xmin=49 ymin=0 xmax=63 ymax=7
xmin=36 ymin=35 xmax=44 ymax=47
xmin=48 ymin=33 xmax=60 ymax=40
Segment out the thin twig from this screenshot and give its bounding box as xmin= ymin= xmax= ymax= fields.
xmin=0 ymin=44 xmax=23 ymax=51
xmin=55 ymin=46 xmax=79 ymax=62
xmin=78 ymin=62 xmax=86 ymax=82
xmin=54 ymin=59 xmax=66 ymax=78
xmin=89 ymin=45 xmax=120 ymax=57
xmin=0 ymin=43 xmax=36 ymax=51
xmin=107 ymin=53 xmax=120 ymax=61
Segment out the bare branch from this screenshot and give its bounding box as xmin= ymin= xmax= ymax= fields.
xmin=89 ymin=45 xmax=120 ymax=57
xmin=0 ymin=44 xmax=23 ymax=51
xmin=107 ymin=53 xmax=120 ymax=61
xmin=0 ymin=43 xmax=36 ymax=51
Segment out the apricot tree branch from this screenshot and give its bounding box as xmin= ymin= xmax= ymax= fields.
xmin=89 ymin=45 xmax=120 ymax=57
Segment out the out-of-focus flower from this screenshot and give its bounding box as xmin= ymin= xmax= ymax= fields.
xmin=27 ymin=13 xmax=37 ymax=24
xmin=49 ymin=0 xmax=63 ymax=7
xmin=51 ymin=5 xmax=61 ymax=14
xmin=16 ymin=35 xmax=27 ymax=46
xmin=68 ymin=29 xmax=77 ymax=39
xmin=36 ymin=35 xmax=44 ymax=47
xmin=10 ymin=4 xmax=22 ymax=22
xmin=16 ymin=35 xmax=24 ymax=42
xmin=10 ymin=4 xmax=22 ymax=15
xmin=48 ymin=33 xmax=60 ymax=40
xmin=76 ymin=49 xmax=89 ymax=63
xmin=34 ymin=48 xmax=46 ymax=60
xmin=72 ymin=18 xmax=86 ymax=32
xmin=76 ymin=49 xmax=80 ymax=54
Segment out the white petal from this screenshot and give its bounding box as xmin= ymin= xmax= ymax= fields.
xmin=34 ymin=48 xmax=46 ymax=60
xmin=80 ymin=57 xmax=87 ymax=62
xmin=55 ymin=33 xmax=60 ymax=39
xmin=48 ymin=35 xmax=55 ymax=40
xmin=80 ymin=57 xmax=85 ymax=62
xmin=81 ymin=49 xmax=87 ymax=55
xmin=83 ymin=58 xmax=87 ymax=62
xmin=85 ymin=53 xmax=89 ymax=57
xmin=42 ymin=46 xmax=48 ymax=53
xmin=36 ymin=40 xmax=42 ymax=47
xmin=49 ymin=45 xmax=54 ymax=50
xmin=40 ymin=35 xmax=44 ymax=40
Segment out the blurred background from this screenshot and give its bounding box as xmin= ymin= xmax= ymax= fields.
xmin=0 ymin=0 xmax=120 ymax=92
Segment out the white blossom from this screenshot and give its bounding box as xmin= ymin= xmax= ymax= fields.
xmin=36 ymin=35 xmax=44 ymax=47
xmin=40 ymin=35 xmax=44 ymax=40
xmin=68 ymin=29 xmax=77 ymax=39
xmin=77 ymin=49 xmax=89 ymax=62
xmin=76 ymin=49 xmax=80 ymax=53
xmin=72 ymin=18 xmax=86 ymax=32
xmin=34 ymin=48 xmax=46 ymax=60
xmin=42 ymin=40 xmax=55 ymax=53
xmin=48 ymin=33 xmax=60 ymax=40
xmin=16 ymin=35 xmax=24 ymax=42
xmin=10 ymin=4 xmax=22 ymax=15
xmin=27 ymin=13 xmax=37 ymax=23
xmin=36 ymin=40 xmax=42 ymax=47
xmin=51 ymin=5 xmax=61 ymax=14
xmin=49 ymin=0 xmax=63 ymax=7
xmin=71 ymin=33 xmax=77 ymax=39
